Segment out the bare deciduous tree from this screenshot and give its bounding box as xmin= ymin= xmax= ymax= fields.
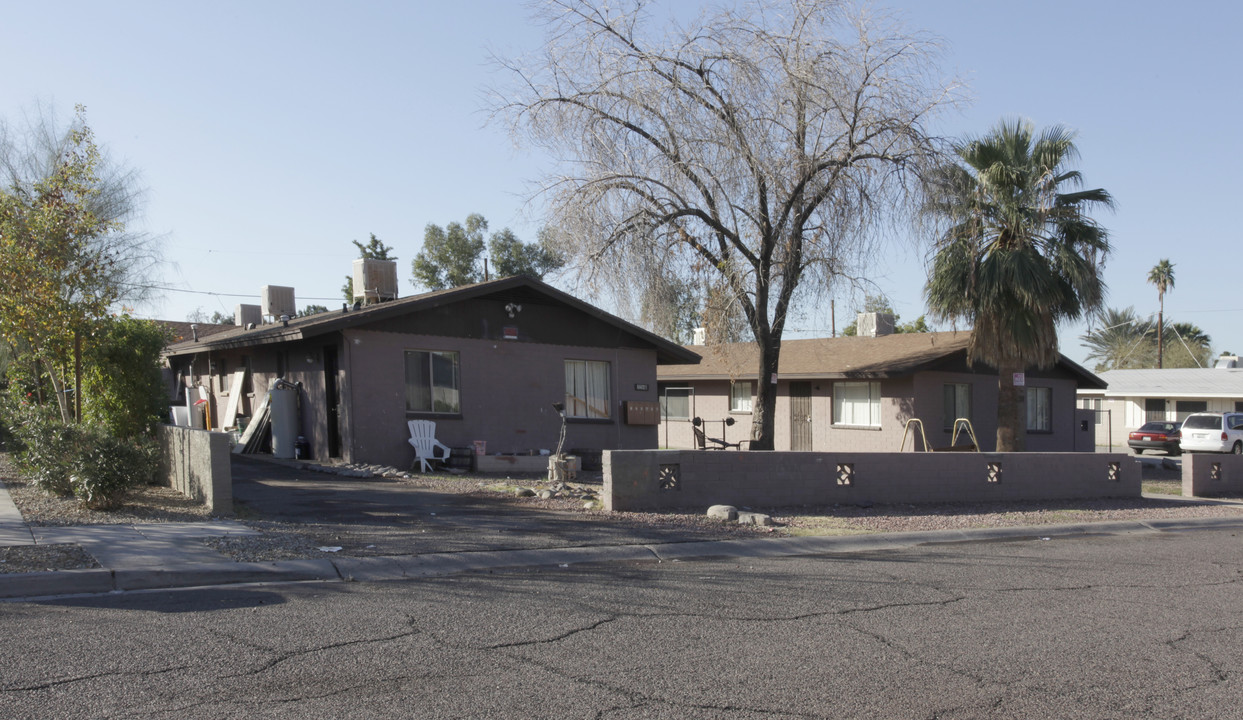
xmin=494 ymin=0 xmax=958 ymax=449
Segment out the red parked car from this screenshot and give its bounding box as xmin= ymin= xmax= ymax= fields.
xmin=1127 ymin=421 xmax=1182 ymax=455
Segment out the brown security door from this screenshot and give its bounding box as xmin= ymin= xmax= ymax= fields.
xmin=323 ymin=344 xmax=341 ymax=458
xmin=790 ymin=382 xmax=813 ymax=451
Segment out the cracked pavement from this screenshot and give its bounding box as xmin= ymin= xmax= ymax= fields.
xmin=1 ymin=525 xmax=1241 ymax=718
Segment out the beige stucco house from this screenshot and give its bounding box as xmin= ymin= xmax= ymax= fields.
xmin=658 ymin=331 xmax=1104 ymax=452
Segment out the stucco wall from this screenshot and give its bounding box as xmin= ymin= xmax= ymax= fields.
xmin=1182 ymin=453 xmax=1243 ymax=498
xmin=605 ymin=449 xmax=1138 ymax=512
xmin=157 ymin=425 xmax=232 ymax=513
xmin=342 ymin=329 xmax=660 ymax=469
xmin=658 ymin=371 xmax=1086 ymax=453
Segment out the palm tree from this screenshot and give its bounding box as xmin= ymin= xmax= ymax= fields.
xmin=1080 ymin=307 xmax=1155 ymax=372
xmin=925 ymin=119 xmax=1113 ymax=451
xmin=1147 ymin=259 xmax=1175 ymax=368
xmin=1164 ymin=321 xmax=1211 ymax=368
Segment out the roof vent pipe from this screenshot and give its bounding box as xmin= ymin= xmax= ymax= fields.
xmin=191 ymin=324 xmax=199 ymax=342
xmin=280 ymin=314 xmax=290 ymax=327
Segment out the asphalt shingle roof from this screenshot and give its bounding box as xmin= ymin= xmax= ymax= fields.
xmin=659 ymin=332 xmax=973 ymax=380
xmin=163 ymin=275 xmax=700 ymax=365
xmin=659 ymin=331 xmax=1105 ymax=388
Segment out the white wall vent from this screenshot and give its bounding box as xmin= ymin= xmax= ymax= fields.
xmin=856 ymin=312 xmax=895 ymax=338
xmin=234 ymin=304 xmax=262 ymax=327
xmin=261 ymin=285 xmax=296 ymax=320
xmin=352 ymin=259 xmax=399 ymax=305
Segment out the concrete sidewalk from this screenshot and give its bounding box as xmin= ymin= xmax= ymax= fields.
xmin=5 ymin=476 xmax=1243 ymax=602
xmin=0 ymin=480 xmax=34 ymax=546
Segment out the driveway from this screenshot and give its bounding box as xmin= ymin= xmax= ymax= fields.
xmin=230 ymin=457 xmax=751 ymax=556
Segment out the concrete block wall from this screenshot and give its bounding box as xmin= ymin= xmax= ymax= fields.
xmin=1182 ymin=453 xmax=1243 ymax=498
xmin=604 ymin=450 xmax=1138 ymax=512
xmin=157 ymin=425 xmax=232 ymax=514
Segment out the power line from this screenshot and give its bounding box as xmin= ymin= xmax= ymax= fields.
xmin=119 ymin=282 xmax=342 ymax=302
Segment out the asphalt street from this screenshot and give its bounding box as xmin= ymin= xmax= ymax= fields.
xmin=2 ymin=524 xmax=1241 ymax=718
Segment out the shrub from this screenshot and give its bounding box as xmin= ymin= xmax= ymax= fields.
xmin=69 ymin=431 xmax=158 ymax=509
xmin=9 ymin=409 xmax=160 ymax=508
xmin=81 ymin=315 xmax=171 ymax=439
xmin=10 ymin=410 xmax=84 ymax=496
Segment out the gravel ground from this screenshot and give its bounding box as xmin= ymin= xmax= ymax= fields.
xmin=5 ymin=453 xmax=1243 ymax=572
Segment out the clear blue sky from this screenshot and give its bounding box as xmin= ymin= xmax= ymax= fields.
xmin=2 ymin=1 xmax=1238 ymax=368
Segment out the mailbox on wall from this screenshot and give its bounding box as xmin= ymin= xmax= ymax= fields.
xmin=624 ymin=401 xmax=661 ymax=426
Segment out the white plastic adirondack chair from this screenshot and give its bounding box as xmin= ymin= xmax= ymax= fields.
xmin=407 ymin=420 xmax=451 ymax=472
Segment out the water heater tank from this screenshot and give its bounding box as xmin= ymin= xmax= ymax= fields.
xmin=269 ymin=384 xmax=299 ymax=459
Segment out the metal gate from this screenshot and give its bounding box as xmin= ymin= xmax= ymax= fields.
xmin=790 ymin=382 xmax=813 ymax=451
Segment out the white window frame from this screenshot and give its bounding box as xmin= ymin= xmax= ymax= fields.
xmin=405 ymin=349 xmax=461 ymax=415
xmin=565 ymin=360 xmax=611 ymax=419
xmin=1026 ymin=386 xmax=1052 ymax=432
xmin=730 ymin=381 xmax=754 ymax=413
xmin=833 ymin=381 xmax=881 ymax=427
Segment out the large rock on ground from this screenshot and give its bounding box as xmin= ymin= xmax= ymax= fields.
xmin=737 ymin=511 xmax=774 ymax=526
xmin=707 ymin=505 xmax=738 ymax=521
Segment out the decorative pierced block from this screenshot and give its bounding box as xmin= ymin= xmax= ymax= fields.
xmin=1211 ymin=462 xmax=1222 ymax=482
xmin=658 ymin=464 xmax=681 ymax=492
xmin=1107 ymin=461 xmax=1121 ymax=482
xmin=986 ymin=462 xmax=1002 ymax=484
xmin=836 ymin=463 xmax=855 ymax=486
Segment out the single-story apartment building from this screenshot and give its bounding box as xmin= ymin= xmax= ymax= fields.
xmin=657 ymin=329 xmax=1104 ymax=452
xmin=1077 ymin=357 xmax=1243 ymax=448
xmin=163 ymin=275 xmax=700 ymax=469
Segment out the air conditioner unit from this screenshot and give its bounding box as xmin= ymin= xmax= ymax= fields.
xmin=261 ymin=285 xmax=296 ymax=319
xmin=856 ymin=312 xmax=895 ymax=338
xmin=352 ymin=259 xmax=399 ymax=304
xmin=234 ymin=304 xmax=262 ymax=327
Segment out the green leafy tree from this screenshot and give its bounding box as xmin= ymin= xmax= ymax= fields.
xmin=81 ymin=315 xmax=170 ymax=438
xmin=343 ymin=233 xmax=397 ymax=301
xmin=186 ymin=308 xmax=233 ymax=325
xmin=488 ymin=226 xmax=565 ymax=280
xmin=925 ymin=119 xmax=1113 ymax=451
xmin=1147 ymin=259 xmax=1175 ymax=368
xmin=841 ymin=294 xmax=930 ymax=336
xmin=0 ymin=110 xmax=121 ymax=423
xmin=411 ymin=214 xmax=487 ymax=290
xmin=297 ymin=304 xmax=329 ymax=317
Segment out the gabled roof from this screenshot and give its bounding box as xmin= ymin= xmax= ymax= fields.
xmin=658 ymin=331 xmax=1106 ymax=388
xmin=1083 ymin=368 xmax=1243 ymax=398
xmin=163 ymin=275 xmax=701 ymax=365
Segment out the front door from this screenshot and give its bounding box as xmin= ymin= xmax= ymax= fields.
xmin=323 ymin=344 xmax=341 ymax=458
xmin=790 ymin=382 xmax=813 ymax=451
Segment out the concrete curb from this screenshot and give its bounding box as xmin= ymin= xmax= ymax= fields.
xmin=4 ymin=516 xmax=1243 ymax=601
xmin=0 ymin=560 xmax=340 ymax=599
xmin=113 ymin=559 xmax=340 ymax=591
xmin=331 ymin=545 xmax=658 ymax=581
xmin=0 ymin=569 xmax=115 ymax=599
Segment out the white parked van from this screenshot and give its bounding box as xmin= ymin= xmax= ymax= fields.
xmin=1179 ymin=412 xmax=1243 ymax=454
